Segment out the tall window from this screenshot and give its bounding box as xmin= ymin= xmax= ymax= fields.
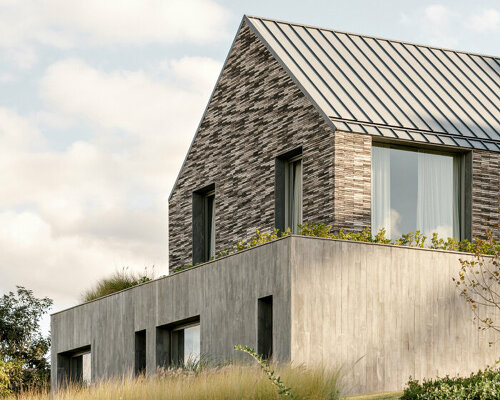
xmin=135 ymin=330 xmax=146 ymax=376
xmin=276 ymin=149 xmax=303 ymax=234
xmin=286 ymin=157 xmax=303 ymax=233
xmin=372 ymin=145 xmax=462 ymax=240
xmin=258 ymin=296 xmax=273 ymax=359
xmin=192 ymin=185 xmax=215 ymax=264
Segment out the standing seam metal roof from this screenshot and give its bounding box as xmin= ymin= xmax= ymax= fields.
xmin=245 ymin=16 xmax=500 ymax=152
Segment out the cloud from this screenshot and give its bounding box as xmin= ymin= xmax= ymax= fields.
xmin=467 ymin=9 xmax=500 ymax=33
xmin=0 ymin=52 xmax=222 ymax=312
xmin=0 ymin=0 xmax=231 ymax=49
xmin=398 ymin=4 xmax=463 ymax=48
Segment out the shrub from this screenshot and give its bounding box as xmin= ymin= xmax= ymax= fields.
xmin=401 ymin=363 xmax=500 ymax=400
xmin=173 ymin=222 xmax=499 ymax=274
xmin=81 ymin=267 xmax=155 ymax=302
xmin=0 ymin=287 xmax=51 ymax=395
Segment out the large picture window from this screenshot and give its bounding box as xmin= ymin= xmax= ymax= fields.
xmin=371 ymin=145 xmax=461 ymax=240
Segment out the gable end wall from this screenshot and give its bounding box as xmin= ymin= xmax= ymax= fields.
xmin=168 ymin=23 xmax=373 ymax=269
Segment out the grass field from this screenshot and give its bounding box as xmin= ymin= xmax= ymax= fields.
xmin=6 ymin=364 xmax=344 ymax=400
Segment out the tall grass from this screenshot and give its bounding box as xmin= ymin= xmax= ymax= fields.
xmin=81 ymin=267 xmax=155 ymax=302
xmin=6 ymin=364 xmax=341 ymax=400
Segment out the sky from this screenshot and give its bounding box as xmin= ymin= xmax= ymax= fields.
xmin=0 ymin=0 xmax=499 ymax=331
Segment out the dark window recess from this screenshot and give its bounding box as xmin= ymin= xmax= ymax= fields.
xmin=135 ymin=330 xmax=146 ymax=376
xmin=258 ymin=296 xmax=273 ymax=359
xmin=192 ymin=184 xmax=216 ymax=264
xmin=56 ymin=345 xmax=91 ymax=388
xmin=275 ymin=148 xmax=303 ymax=234
xmin=156 ymin=316 xmax=200 ymax=369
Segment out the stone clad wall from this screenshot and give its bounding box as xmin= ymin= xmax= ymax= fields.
xmin=168 ymin=22 xmax=360 ymax=269
xmin=472 ymin=150 xmax=500 ymax=240
xmin=168 ymin=21 xmax=499 ymax=270
xmin=332 ymin=131 xmax=372 ymax=232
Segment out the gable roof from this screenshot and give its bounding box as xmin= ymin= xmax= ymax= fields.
xmin=245 ymin=15 xmax=500 ymax=152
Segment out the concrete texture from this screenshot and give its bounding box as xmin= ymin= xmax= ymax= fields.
xmin=52 ymin=236 xmax=500 ymax=395
xmin=51 ymin=237 xmax=292 ymax=391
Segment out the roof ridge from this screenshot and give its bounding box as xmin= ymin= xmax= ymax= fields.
xmin=244 ymin=14 xmax=500 ymax=60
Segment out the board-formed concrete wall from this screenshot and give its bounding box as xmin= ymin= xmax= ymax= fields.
xmin=52 ymin=236 xmax=500 ymax=395
xmin=290 ymin=236 xmax=500 ymax=395
xmin=51 ymin=238 xmax=292 ymax=391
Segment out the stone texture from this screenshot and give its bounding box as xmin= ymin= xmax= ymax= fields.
xmin=332 ymin=131 xmax=372 ymax=232
xmin=168 ymin=23 xmax=342 ymax=269
xmin=472 ymin=150 xmax=500 ymax=240
xmin=168 ymin=22 xmax=499 ymax=270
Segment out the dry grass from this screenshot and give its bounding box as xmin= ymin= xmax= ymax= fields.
xmin=8 ymin=364 xmax=341 ymax=400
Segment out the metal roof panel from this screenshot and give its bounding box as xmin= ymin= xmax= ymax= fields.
xmin=246 ymin=16 xmax=500 ymax=152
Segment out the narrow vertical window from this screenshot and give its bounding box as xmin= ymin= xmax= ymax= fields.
xmin=135 ymin=330 xmax=146 ymax=376
xmin=286 ymin=157 xmax=303 ymax=233
xmin=275 ymin=148 xmax=302 ymax=234
xmin=205 ymin=191 xmax=215 ymax=260
xmin=258 ymin=295 xmax=273 ymax=359
xmin=192 ymin=184 xmax=215 ymax=264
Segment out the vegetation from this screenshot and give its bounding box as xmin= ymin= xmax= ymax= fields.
xmin=3 ymin=363 xmax=342 ymax=400
xmin=173 ymin=222 xmax=499 ymax=273
xmin=0 ymin=287 xmax=52 ymax=396
xmin=453 ymin=226 xmax=500 ymax=339
xmin=81 ymin=267 xmax=155 ymax=302
xmin=234 ymin=345 xmax=295 ymax=398
xmin=401 ymin=362 xmax=500 ymax=400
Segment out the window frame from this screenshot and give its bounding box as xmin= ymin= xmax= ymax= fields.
xmin=275 ymin=147 xmax=303 ymax=234
xmin=371 ymin=142 xmax=472 ymax=240
xmin=192 ymin=184 xmax=216 ymax=264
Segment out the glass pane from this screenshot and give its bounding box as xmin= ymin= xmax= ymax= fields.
xmin=288 ymin=159 xmax=302 ymax=233
xmin=372 ymin=146 xmax=459 ymax=240
xmin=183 ymin=324 xmax=200 ymax=364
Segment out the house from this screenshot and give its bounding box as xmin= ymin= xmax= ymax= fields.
xmin=51 ymin=15 xmax=500 ymax=395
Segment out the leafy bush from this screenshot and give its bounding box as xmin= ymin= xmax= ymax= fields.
xmin=173 ymin=222 xmax=499 ymax=273
xmin=0 ymin=287 xmax=52 ymax=395
xmin=81 ymin=267 xmax=155 ymax=302
xmin=401 ymin=363 xmax=500 ymax=400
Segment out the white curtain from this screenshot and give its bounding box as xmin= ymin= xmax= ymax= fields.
xmin=290 ymin=160 xmax=303 ymax=233
xmin=371 ymin=147 xmax=391 ymax=238
xmin=416 ymin=152 xmax=457 ymax=239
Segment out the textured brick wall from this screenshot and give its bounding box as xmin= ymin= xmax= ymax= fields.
xmin=168 ymin=22 xmax=499 ymax=269
xmin=168 ymin=23 xmax=373 ymax=269
xmin=472 ymin=150 xmax=500 ymax=240
xmin=332 ymin=131 xmax=372 ymax=232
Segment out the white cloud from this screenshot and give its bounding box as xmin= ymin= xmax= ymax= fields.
xmin=399 ymin=4 xmax=459 ymax=48
xmin=0 ymin=0 xmax=231 ymax=49
xmin=468 ymin=9 xmax=500 ymax=33
xmin=424 ymin=4 xmax=453 ymax=25
xmin=0 ymin=52 xmax=222 ymax=312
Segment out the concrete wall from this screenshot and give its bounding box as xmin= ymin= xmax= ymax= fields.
xmin=52 ymin=236 xmax=500 ymax=394
xmin=290 ymin=236 xmax=500 ymax=395
xmin=51 ymin=238 xmax=292 ymax=391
